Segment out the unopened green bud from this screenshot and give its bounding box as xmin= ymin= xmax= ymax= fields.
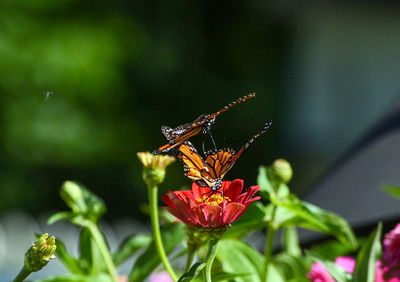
xmin=24 ymin=233 xmax=57 ymax=272
xmin=60 ymin=181 xmax=87 ymax=213
xmin=272 ymin=159 xmax=293 ymax=184
xmin=142 ymin=167 xmax=165 ymax=187
xmin=137 ymin=152 xmax=175 ymax=187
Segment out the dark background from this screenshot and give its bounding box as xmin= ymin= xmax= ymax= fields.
xmin=1 ymin=0 xmax=400 ymax=223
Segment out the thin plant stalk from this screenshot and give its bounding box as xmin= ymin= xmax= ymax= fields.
xmin=87 ymin=222 xmax=118 ymax=282
xmin=263 ymin=205 xmax=277 ymax=282
xmin=184 ymin=245 xmax=197 ymax=273
xmin=13 ymin=265 xmax=31 ymax=282
xmin=148 ymin=185 xmax=178 ymax=281
xmin=203 ymin=240 xmax=219 ymax=282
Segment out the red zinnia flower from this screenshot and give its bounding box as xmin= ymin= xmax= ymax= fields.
xmin=162 ymin=179 xmax=260 ymax=228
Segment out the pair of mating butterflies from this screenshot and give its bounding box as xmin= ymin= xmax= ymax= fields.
xmin=153 ymin=94 xmax=272 ymax=194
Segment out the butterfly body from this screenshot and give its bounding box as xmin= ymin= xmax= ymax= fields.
xmin=153 ymin=94 xmax=256 ymax=155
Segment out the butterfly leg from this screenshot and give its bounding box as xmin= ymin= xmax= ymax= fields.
xmin=202 ymin=189 xmax=216 ymax=202
xmin=201 ymin=188 xmax=222 ymax=202
xmin=207 ymin=129 xmax=217 ymax=151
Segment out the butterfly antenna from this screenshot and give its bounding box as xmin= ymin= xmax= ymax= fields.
xmin=208 ymin=93 xmax=256 ymax=119
xmin=239 ymin=121 xmax=272 ymax=153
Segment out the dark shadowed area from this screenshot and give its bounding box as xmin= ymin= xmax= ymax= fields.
xmin=1 ymin=0 xmax=400 ymax=225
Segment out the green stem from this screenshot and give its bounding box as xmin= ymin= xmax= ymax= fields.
xmin=148 ymin=186 xmax=178 ymax=281
xmin=87 ymin=222 xmax=118 ymax=282
xmin=263 ymin=205 xmax=277 ymax=282
xmin=203 ymin=240 xmax=219 ymax=282
xmin=13 ymin=265 xmax=32 ymax=282
xmin=184 ymin=245 xmax=197 ymax=273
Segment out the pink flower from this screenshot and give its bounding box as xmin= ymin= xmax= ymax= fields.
xmin=375 ymin=261 xmax=400 ymax=282
xmin=308 ymin=256 xmax=355 ymax=282
xmin=308 ymin=262 xmax=335 ymax=282
xmin=383 ymin=224 xmax=400 ymax=278
xmin=162 ymin=179 xmax=260 ymax=228
xmin=335 ymin=256 xmax=356 ymax=274
xmin=149 ymin=271 xmax=173 ymax=282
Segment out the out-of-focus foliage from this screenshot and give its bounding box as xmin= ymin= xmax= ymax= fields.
xmin=0 ymin=0 xmax=282 ymax=219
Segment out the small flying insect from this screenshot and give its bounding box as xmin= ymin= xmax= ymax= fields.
xmin=43 ymin=91 xmax=53 ymax=101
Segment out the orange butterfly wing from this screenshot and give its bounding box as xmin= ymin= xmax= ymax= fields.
xmin=174 ymin=142 xmax=214 ymax=188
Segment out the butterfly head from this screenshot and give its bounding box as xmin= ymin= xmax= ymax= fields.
xmin=192 ymin=114 xmax=215 ymax=134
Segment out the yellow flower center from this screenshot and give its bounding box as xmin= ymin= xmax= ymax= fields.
xmin=196 ymin=193 xmax=231 ymax=205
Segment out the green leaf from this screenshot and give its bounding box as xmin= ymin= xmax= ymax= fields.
xmin=216 ymin=239 xmax=264 ymax=282
xmin=80 ymin=184 xmax=107 ymax=222
xmin=310 ymin=240 xmax=355 ymax=260
xmin=273 ymin=194 xmax=358 ymax=250
xmin=281 ymin=227 xmax=301 ymax=257
xmin=178 ymin=262 xmax=205 ymax=282
xmin=54 ymin=237 xmax=84 ymax=274
xmin=383 ymin=185 xmax=400 ymax=200
xmin=212 ymin=272 xmax=251 ymax=281
xmin=257 ymin=166 xmax=275 ymax=198
xmin=112 ymin=234 xmax=152 ymax=266
xmin=274 ymin=253 xmax=310 ymax=280
xmin=286 ymin=278 xmax=310 ymax=282
xmin=48 ymin=213 xmax=92 ymax=228
xmin=79 ymin=227 xmax=107 ymax=274
xmin=129 ymin=223 xmax=185 ymax=282
xmin=352 ymin=222 xmax=382 ymax=282
xmin=224 ymin=201 xmax=269 ymax=238
xmin=34 ymin=273 xmax=112 ymax=282
xmin=266 ymin=263 xmax=285 ymax=282
xmin=307 ymin=251 xmax=351 ymax=282
xmin=48 ymin=211 xmax=75 ymax=225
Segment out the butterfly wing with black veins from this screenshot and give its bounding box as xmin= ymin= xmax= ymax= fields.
xmin=174 ymin=141 xmax=211 ymax=188
xmin=203 ymin=148 xmax=236 ymax=184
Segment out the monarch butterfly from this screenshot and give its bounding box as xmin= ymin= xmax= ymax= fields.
xmin=175 ymin=121 xmax=272 ymax=195
xmin=152 ymin=93 xmax=256 ymax=155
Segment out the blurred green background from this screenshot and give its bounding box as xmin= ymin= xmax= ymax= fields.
xmin=1 ymin=0 xmax=400 ymax=222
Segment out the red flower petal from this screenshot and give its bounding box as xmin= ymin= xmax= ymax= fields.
xmin=200 ymin=204 xmax=223 ymax=227
xmin=175 ymin=190 xmax=197 ymax=202
xmin=223 ymin=202 xmax=246 ymax=224
xmin=192 ymin=182 xmax=213 ymax=200
xmin=222 ymin=179 xmax=243 ymax=201
xmin=162 ymin=193 xmax=176 ymax=208
xmin=236 ymin=185 xmax=260 ymax=203
xmin=162 ymin=206 xmax=194 ymax=225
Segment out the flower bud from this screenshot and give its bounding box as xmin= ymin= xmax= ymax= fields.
xmin=272 ymin=159 xmax=293 ymax=184
xmin=24 ymin=233 xmax=57 ymax=272
xmin=60 ymin=181 xmax=87 ymax=214
xmin=137 ymin=152 xmax=175 ymax=187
